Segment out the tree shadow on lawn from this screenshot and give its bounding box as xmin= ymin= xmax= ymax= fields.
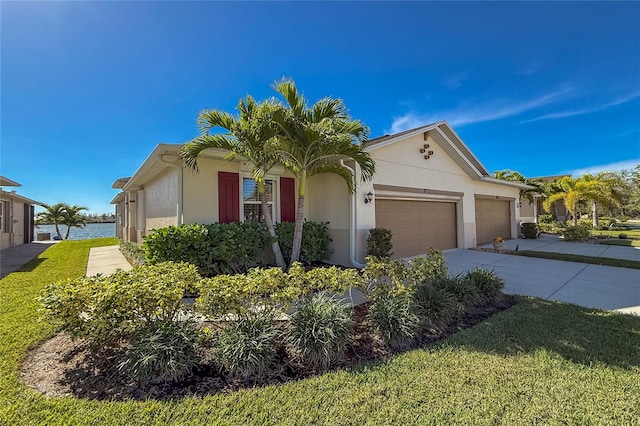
xmin=440 ymin=297 xmax=640 ymax=371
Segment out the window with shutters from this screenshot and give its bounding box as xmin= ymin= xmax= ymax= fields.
xmin=242 ymin=178 xmax=274 ymax=223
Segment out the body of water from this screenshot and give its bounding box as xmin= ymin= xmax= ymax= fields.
xmin=35 ymin=223 xmax=116 ymax=240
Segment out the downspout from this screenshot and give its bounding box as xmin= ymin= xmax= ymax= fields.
xmin=341 ymin=160 xmax=366 ymax=268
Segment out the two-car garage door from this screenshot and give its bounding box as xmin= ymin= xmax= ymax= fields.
xmin=375 ymin=199 xmax=457 ymax=258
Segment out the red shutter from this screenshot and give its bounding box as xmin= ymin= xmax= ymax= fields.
xmin=218 ymin=172 xmax=239 ymax=223
xmin=280 ymin=177 xmax=295 ymax=222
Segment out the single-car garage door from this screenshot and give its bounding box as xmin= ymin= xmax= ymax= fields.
xmin=375 ymin=199 xmax=457 ymax=258
xmin=475 ymin=198 xmax=511 ymax=245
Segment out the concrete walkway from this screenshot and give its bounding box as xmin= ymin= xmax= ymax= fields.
xmin=444 ymin=248 xmax=640 ymax=315
xmin=0 ymin=242 xmax=58 ymax=278
xmin=86 ymin=245 xmax=132 ymax=276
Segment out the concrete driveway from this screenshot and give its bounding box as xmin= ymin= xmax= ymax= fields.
xmin=444 ymin=238 xmax=640 ymax=315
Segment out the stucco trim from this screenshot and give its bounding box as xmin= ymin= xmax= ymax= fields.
xmin=474 ymin=194 xmax=517 ymax=201
xmin=373 ymin=183 xmax=464 ymax=198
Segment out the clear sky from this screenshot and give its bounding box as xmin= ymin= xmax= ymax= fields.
xmin=2 ymin=1 xmax=639 ymax=214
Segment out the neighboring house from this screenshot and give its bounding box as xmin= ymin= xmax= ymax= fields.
xmin=0 ymin=176 xmax=42 ymax=250
xmin=534 ymin=174 xmax=571 ymax=222
xmin=111 ymin=121 xmax=529 ymax=265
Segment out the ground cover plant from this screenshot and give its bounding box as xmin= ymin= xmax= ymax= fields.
xmin=512 ymin=251 xmax=640 ymax=269
xmin=2 ymin=238 xmax=639 ymax=424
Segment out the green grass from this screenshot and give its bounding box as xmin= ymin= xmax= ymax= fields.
xmin=591 ymin=229 xmax=640 ymax=239
xmin=2 ymin=239 xmax=639 ymax=425
xmin=514 ymin=250 xmax=640 ymax=269
xmin=598 ymin=239 xmax=640 ymax=247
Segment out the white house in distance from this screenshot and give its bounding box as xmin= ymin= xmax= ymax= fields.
xmin=0 ymin=176 xmax=42 ymax=250
xmin=111 ymin=121 xmax=530 ymax=266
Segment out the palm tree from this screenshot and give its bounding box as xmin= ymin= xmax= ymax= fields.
xmin=180 ymin=96 xmax=287 ymax=269
xmin=61 ymin=205 xmax=88 ymax=239
xmin=271 ymin=79 xmax=376 ymax=266
xmin=543 ymin=175 xmax=614 ymax=226
xmin=35 ymin=203 xmax=66 ymax=239
xmin=584 ymin=172 xmax=623 ymax=228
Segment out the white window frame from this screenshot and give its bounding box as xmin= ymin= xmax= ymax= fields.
xmin=240 ymin=174 xmax=280 ymax=223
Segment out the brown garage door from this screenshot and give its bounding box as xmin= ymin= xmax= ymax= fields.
xmin=475 ymin=198 xmax=511 ymax=245
xmin=375 ymin=199 xmax=457 ymax=258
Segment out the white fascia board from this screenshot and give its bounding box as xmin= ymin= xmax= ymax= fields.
xmin=433 ymin=126 xmax=484 ymax=179
xmin=122 ymin=143 xmax=183 ymax=191
xmin=0 ymin=189 xmax=43 ymax=206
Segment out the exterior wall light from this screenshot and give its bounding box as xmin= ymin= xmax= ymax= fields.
xmin=364 ymin=191 xmax=374 ymax=204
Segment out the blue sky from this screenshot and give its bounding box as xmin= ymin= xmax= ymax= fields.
xmin=2 ymin=1 xmax=639 ymax=214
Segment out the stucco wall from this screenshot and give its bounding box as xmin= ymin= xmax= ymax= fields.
xmin=307 ymin=173 xmax=352 ymax=265
xmin=361 ymin=132 xmax=521 ymax=257
xmin=144 ymin=167 xmax=179 ymax=230
xmin=0 ymin=197 xmax=26 ymax=249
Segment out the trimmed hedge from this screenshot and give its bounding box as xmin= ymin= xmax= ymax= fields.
xmin=143 ymin=221 xmax=332 ymax=276
xmin=275 ymin=220 xmax=332 ymax=265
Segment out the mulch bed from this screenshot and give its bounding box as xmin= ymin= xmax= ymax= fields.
xmin=20 ymin=295 xmax=517 ymax=401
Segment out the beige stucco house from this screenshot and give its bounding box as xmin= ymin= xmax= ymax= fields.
xmin=112 ymin=121 xmax=530 ymax=266
xmin=0 ymin=176 xmax=42 ymax=250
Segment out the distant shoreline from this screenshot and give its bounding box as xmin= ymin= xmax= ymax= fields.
xmin=36 ymin=220 xmax=116 ymax=225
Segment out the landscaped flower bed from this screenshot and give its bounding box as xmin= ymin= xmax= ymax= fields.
xmin=28 ymin=250 xmax=512 ymax=400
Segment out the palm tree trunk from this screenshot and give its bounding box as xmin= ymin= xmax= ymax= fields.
xmin=64 ymin=224 xmax=71 ymax=239
xmin=54 ymin=222 xmax=63 ymax=240
xmin=261 ymin=192 xmax=286 ymax=269
xmin=592 ymin=202 xmax=599 ymax=228
xmin=289 ymin=194 xmax=305 ymax=266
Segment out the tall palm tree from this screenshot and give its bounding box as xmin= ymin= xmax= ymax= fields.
xmin=543 ymin=175 xmax=614 ymax=226
xmin=271 ymin=79 xmax=376 ymax=266
xmin=180 ymin=96 xmax=287 ymax=269
xmin=61 ymin=205 xmax=88 ymax=239
xmin=35 ymin=203 xmax=66 ymax=239
xmin=584 ymin=172 xmax=623 ymax=227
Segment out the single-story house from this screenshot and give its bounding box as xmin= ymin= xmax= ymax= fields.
xmin=111 ymin=121 xmax=530 ymax=266
xmin=0 ymin=176 xmax=42 ymax=250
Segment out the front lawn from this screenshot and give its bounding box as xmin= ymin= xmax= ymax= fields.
xmin=591 ymin=229 xmax=640 ymax=239
xmin=513 ymin=251 xmax=640 ymax=269
xmin=1 ymin=239 xmax=639 ymax=425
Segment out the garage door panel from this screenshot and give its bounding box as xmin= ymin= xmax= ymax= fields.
xmin=376 ymin=199 xmax=457 ymax=258
xmin=475 ymin=199 xmax=511 ymax=245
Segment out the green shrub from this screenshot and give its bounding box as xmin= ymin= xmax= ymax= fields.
xmin=563 ymin=224 xmax=591 ymax=241
xmin=537 ymin=214 xmax=554 ymax=224
xmin=287 ymin=291 xmax=353 ymax=368
xmin=119 ymin=241 xmax=147 ymax=266
xmin=406 ymin=249 xmax=449 ymax=287
xmin=367 ymin=227 xmax=393 ymax=258
xmin=39 ymin=262 xmax=201 ymax=345
xmin=412 ymin=283 xmax=457 ymax=331
xmin=117 ymin=320 xmax=202 ymax=384
xmin=432 ymin=276 xmax=482 ymax=310
xmin=275 ymin=220 xmax=332 ymax=265
xmin=368 ymin=292 xmax=420 ymax=350
xmin=213 ymin=311 xmax=281 ymax=379
xmin=577 ymin=217 xmax=594 ymax=229
xmin=143 ymin=222 xmax=272 ymax=276
xmin=360 ymin=256 xmax=407 ymax=298
xmin=521 ymin=222 xmax=538 ymax=239
xmin=196 ymin=263 xmax=361 ymax=318
xmin=461 ymin=268 xmax=504 ymax=304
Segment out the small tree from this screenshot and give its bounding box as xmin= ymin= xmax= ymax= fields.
xmin=61 ymin=205 xmax=88 ymax=239
xmin=36 ymin=203 xmax=67 ymax=239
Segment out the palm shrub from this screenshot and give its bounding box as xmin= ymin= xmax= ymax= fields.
xmin=412 ymin=283 xmax=457 ymax=332
xmin=460 ymin=268 xmax=504 ymax=304
xmin=117 ymin=320 xmax=202 ymax=384
xmin=213 ymin=310 xmax=281 ymax=380
xmin=368 ymin=292 xmax=420 ymax=350
xmin=367 ymin=227 xmax=393 ymax=258
xmin=287 ymin=291 xmax=353 ymax=368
